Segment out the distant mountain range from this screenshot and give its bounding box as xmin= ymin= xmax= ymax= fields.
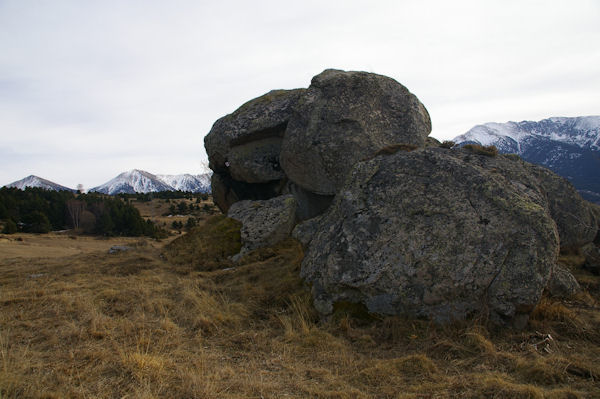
xmin=5 ymin=175 xmax=77 ymax=192
xmin=89 ymin=170 xmax=211 ymax=195
xmin=453 ymin=116 xmax=600 ymax=204
xmin=6 ymin=116 xmax=599 ymax=202
xmin=4 ymin=170 xmax=212 ymax=195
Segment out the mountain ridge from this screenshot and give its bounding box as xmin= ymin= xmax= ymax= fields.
xmin=5 ymin=175 xmax=76 ymax=192
xmin=89 ymin=169 xmax=212 ymax=194
xmin=4 ymin=170 xmax=212 ymax=195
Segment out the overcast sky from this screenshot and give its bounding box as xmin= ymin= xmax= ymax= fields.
xmin=1 ymin=0 xmax=599 ymax=189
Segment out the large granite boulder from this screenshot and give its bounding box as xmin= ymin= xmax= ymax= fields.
xmin=300 ymin=148 xmax=559 ymax=327
xmin=280 ymin=69 xmax=431 ymax=195
xmin=202 ymin=69 xmax=597 ymax=327
xmin=227 ymin=195 xmax=297 ymax=257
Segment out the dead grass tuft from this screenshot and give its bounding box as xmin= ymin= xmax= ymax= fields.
xmin=529 ymin=297 xmax=592 ymax=339
xmin=468 ymin=373 xmax=545 ymax=398
xmin=463 ymin=143 xmax=499 ymax=156
xmin=440 ymin=140 xmax=456 ymax=149
xmin=359 ymin=354 xmax=439 ymax=387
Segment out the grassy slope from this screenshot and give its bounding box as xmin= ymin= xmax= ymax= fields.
xmin=1 ymin=216 xmax=599 ymax=398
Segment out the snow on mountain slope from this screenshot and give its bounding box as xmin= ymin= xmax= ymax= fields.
xmin=5 ymin=175 xmax=75 ymax=192
xmin=156 ymin=173 xmax=211 ymax=192
xmin=453 ymin=116 xmax=600 ymax=204
xmin=90 ymin=170 xmax=174 ymax=195
xmin=455 ymin=116 xmax=600 ymax=152
xmin=90 ymin=170 xmax=212 ymax=195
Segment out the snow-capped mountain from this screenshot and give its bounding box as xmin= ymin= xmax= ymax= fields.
xmin=156 ymin=173 xmax=212 ymax=192
xmin=5 ymin=175 xmax=75 ymax=192
xmin=453 ymin=116 xmax=600 ymax=204
xmin=90 ymin=169 xmax=212 ymax=195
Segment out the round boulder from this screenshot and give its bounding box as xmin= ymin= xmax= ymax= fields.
xmin=280 ymin=69 xmax=431 ymax=195
xmin=300 ymin=148 xmax=559 ymax=327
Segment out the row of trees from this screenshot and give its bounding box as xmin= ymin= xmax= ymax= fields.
xmin=0 ymin=187 xmax=165 ymax=237
xmin=122 ymin=191 xmax=210 ymax=202
xmin=165 ymin=201 xmax=212 ymax=215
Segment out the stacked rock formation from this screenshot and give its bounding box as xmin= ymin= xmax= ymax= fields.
xmin=205 ymin=69 xmax=431 ymax=220
xmin=204 ymin=69 xmax=599 ymax=327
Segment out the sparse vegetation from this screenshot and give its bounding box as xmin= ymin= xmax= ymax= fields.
xmin=463 ymin=143 xmax=499 ymax=157
xmin=440 ymin=140 xmax=455 ymax=149
xmin=0 ymin=215 xmax=599 ymax=397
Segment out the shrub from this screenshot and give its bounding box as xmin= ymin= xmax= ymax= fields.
xmin=463 ymin=144 xmax=498 ymax=157
xmin=177 ymin=201 xmax=188 ymax=214
xmin=23 ymin=211 xmax=51 ymax=233
xmin=171 ymin=220 xmax=183 ymax=229
xmin=185 ymin=217 xmax=197 ymax=230
xmin=440 ymin=140 xmax=455 ymax=149
xmin=2 ymin=219 xmax=17 ymax=234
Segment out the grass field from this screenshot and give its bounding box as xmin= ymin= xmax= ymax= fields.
xmin=132 ymin=197 xmax=218 ymax=233
xmin=1 ymin=214 xmax=599 ymax=398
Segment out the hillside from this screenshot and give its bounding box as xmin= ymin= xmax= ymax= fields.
xmin=1 ymin=215 xmax=599 ymax=398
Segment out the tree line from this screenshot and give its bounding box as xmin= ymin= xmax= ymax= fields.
xmin=0 ymin=187 xmax=165 ymax=237
xmin=121 ymin=191 xmax=210 ymax=202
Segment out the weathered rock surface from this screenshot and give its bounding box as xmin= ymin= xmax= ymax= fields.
xmin=210 ymin=172 xmax=284 ymax=214
xmin=205 ymin=89 xmax=305 ymax=176
xmin=292 ymin=215 xmax=323 ymax=248
xmin=444 ymin=149 xmax=598 ymax=251
xmin=227 ymin=195 xmax=297 ymax=256
xmin=280 ymin=69 xmax=431 ymax=195
xmin=300 ymin=148 xmax=559 ymax=326
xmin=582 ymin=242 xmax=600 ymax=274
xmin=545 ymin=265 xmax=581 ymax=298
xmin=205 ymin=89 xmax=304 ymax=212
xmin=526 ymin=166 xmax=597 ymax=250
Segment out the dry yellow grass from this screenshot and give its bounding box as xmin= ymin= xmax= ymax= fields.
xmin=0 ymin=233 xmax=152 ymax=260
xmin=1 ymin=218 xmax=599 ymax=398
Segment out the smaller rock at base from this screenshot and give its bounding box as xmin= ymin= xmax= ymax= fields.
xmin=109 ymin=245 xmax=132 ymax=254
xmin=228 ymin=195 xmax=297 ymax=256
xmin=545 ymin=264 xmax=581 ymax=298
